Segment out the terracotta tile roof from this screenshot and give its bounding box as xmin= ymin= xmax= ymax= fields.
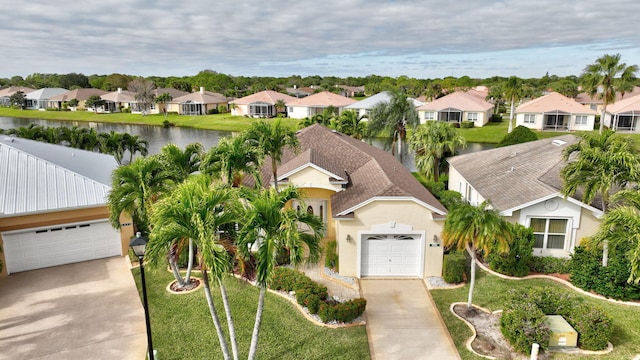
xmin=174 ymin=89 xmax=229 ymax=104
xmin=286 ymin=91 xmax=357 ymax=107
xmin=516 ymin=92 xmax=596 ymax=114
xmin=256 ymin=124 xmax=447 ymax=216
xmin=447 ymin=135 xmax=589 ymax=212
xmin=231 ymin=90 xmax=296 ymax=105
xmin=606 ymin=93 xmax=640 ymax=114
xmin=417 ymin=90 xmax=493 ymax=111
xmin=49 ymin=88 xmax=107 ymax=101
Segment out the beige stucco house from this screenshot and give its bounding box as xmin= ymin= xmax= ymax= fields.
xmin=603 ymin=93 xmax=640 ymax=132
xmin=253 ymin=124 xmax=448 ymax=278
xmin=0 ymin=137 xmax=134 ymax=276
xmin=516 ymin=92 xmax=597 ymax=131
xmin=416 ymin=90 xmax=493 ymax=127
xmin=47 ymin=88 xmax=108 ymax=111
xmin=173 ymin=87 xmax=229 ymax=115
xmin=286 ymin=91 xmax=357 ymax=119
xmin=230 ymin=90 xmax=296 ymax=117
xmin=447 ymin=135 xmax=603 ymax=258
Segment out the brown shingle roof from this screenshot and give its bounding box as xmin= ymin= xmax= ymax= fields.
xmin=257 ymin=124 xmax=447 ymax=216
xmin=49 ymin=88 xmax=107 ymax=101
xmin=0 ymin=86 xmax=35 ymax=96
xmin=447 ymin=135 xmax=585 ymax=212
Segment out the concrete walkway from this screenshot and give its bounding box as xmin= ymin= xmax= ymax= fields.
xmin=0 ymin=257 xmax=147 ymax=360
xmin=361 ymin=279 xmax=460 ymax=360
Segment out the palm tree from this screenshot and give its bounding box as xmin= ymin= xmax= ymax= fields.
xmin=99 ymin=131 xmax=126 ymax=164
xmin=591 ymin=189 xmax=640 ymax=283
xmin=561 ymin=130 xmax=640 ymax=265
xmin=274 ymin=99 xmax=286 ymax=116
xmin=148 ymin=175 xmax=239 ymax=360
xmin=244 ymin=119 xmax=299 ymax=192
xmin=442 ymin=202 xmax=512 ymax=308
xmin=409 ymin=121 xmax=466 ymax=182
xmin=201 ymin=135 xmax=263 ymax=188
xmin=581 ymin=54 xmax=638 ymax=134
xmin=108 ymin=156 xmax=172 ymax=235
xmin=503 ymin=76 xmax=523 ymax=133
xmin=122 ymin=134 xmax=149 ymax=164
xmin=237 ymin=186 xmax=324 ymax=360
xmin=336 ymin=109 xmax=367 ymax=139
xmin=366 ymin=90 xmax=419 ymax=161
xmin=155 ymin=92 xmax=173 ymax=119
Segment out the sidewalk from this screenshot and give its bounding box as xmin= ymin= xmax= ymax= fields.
xmin=299 ymin=264 xmax=360 ymax=300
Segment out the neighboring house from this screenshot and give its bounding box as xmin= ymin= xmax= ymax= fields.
xmin=285 ymin=86 xmax=315 ymax=98
xmin=173 ymin=87 xmax=229 ymax=115
xmin=252 ymin=124 xmax=448 ymax=278
xmin=100 ymin=88 xmax=135 ymax=113
xmin=344 ymin=91 xmax=424 ymax=118
xmin=150 ymin=88 xmax=189 ymax=115
xmin=602 ymin=93 xmax=640 ymax=132
xmin=515 ymin=92 xmax=596 ymax=131
xmin=416 ymin=90 xmax=493 ymax=127
xmin=286 ymin=91 xmax=357 ymax=119
xmin=0 ymin=136 xmax=134 ymax=276
xmin=47 ymin=88 xmax=108 ymax=110
xmin=230 ymin=90 xmax=296 ymax=117
xmin=447 ymin=135 xmax=603 ymax=258
xmin=0 ymin=86 xmax=35 ymax=106
xmin=24 ymin=88 xmax=68 ymax=110
xmin=336 ymin=85 xmax=365 ymax=98
xmin=576 ymin=86 xmax=640 ymax=113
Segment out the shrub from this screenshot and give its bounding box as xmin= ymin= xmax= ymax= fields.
xmin=269 ymin=267 xmax=307 ymax=291
xmin=217 ymin=105 xmax=228 ymax=113
xmin=528 ymin=256 xmax=571 ymax=274
xmin=318 ymin=298 xmax=367 ymax=323
xmin=443 ymin=252 xmax=466 ymax=284
xmin=500 ymin=300 xmax=550 ymax=354
xmin=207 ymin=108 xmax=219 ymax=114
xmin=565 ymin=302 xmax=613 ymax=350
xmin=496 ymin=125 xmax=538 ymax=148
xmin=490 ymin=114 xmax=503 ymax=122
xmin=460 ymin=121 xmax=474 ymax=128
xmin=486 ymin=224 xmax=534 ymax=277
xmin=324 ymin=240 xmax=339 ymax=272
xmin=295 ymin=282 xmax=328 ymax=314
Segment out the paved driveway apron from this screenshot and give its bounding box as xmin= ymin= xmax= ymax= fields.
xmin=360 ymin=279 xmax=460 ymax=360
xmin=0 ymin=257 xmax=147 ymax=360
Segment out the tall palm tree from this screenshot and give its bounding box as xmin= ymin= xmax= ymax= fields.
xmin=122 ymin=133 xmax=149 ymax=164
xmin=274 ymin=99 xmax=286 ymax=116
xmin=503 ymin=76 xmax=523 ymax=133
xmin=237 ymin=186 xmax=324 ymax=360
xmin=581 ymin=54 xmax=638 ymax=134
xmin=244 ymin=119 xmax=299 ymax=192
xmin=366 ymin=90 xmax=419 ymax=161
xmin=561 ymin=130 xmax=640 ymax=265
xmin=155 ymin=92 xmax=173 ymax=119
xmin=409 ymin=121 xmax=466 ymax=182
xmin=201 ymin=135 xmax=263 ymax=188
xmin=591 ymin=189 xmax=640 ymax=283
xmin=99 ymin=131 xmax=126 ymax=164
xmin=442 ymin=202 xmax=512 ymax=308
xmin=336 ymin=109 xmax=367 ymax=139
xmin=148 ymin=175 xmax=239 ymax=360
xmin=108 ymin=156 xmax=172 ymax=235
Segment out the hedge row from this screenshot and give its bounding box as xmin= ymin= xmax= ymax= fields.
xmin=268 ymin=267 xmax=366 ymax=323
xmin=443 ymin=252 xmax=466 ymax=284
xmin=486 ymin=224 xmax=534 ymax=277
xmin=501 ymin=288 xmax=613 ymax=353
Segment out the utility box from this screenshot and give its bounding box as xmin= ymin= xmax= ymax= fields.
xmin=546 ymin=315 xmax=578 ymax=348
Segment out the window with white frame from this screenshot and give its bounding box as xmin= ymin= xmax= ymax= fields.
xmin=467 ymin=112 xmax=478 ymax=121
xmin=575 ymin=115 xmax=588 ymax=125
xmin=530 ymin=218 xmax=568 ymax=250
xmin=424 ymin=111 xmax=435 ymax=120
xmin=524 ymin=114 xmax=536 ymax=124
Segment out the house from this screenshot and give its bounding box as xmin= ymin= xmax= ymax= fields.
xmin=602 ymin=93 xmax=640 ymax=132
xmin=447 ymin=135 xmax=603 ymax=258
xmin=285 ymin=86 xmax=315 ymax=98
xmin=0 ymin=86 xmax=35 ymax=107
xmin=515 ymin=92 xmax=597 ymax=131
xmin=0 ymin=136 xmax=134 ymax=276
xmin=336 ymin=85 xmax=365 ymax=98
xmin=576 ymin=86 xmax=640 ymax=113
xmin=100 ymin=88 xmax=135 ymax=113
xmin=286 ymin=91 xmax=357 ymax=119
xmin=24 ymin=88 xmax=68 ymax=110
xmin=150 ymin=88 xmax=190 ymax=115
xmin=230 ymin=90 xmax=296 ymax=117
xmin=416 ymin=90 xmax=493 ymax=127
xmin=344 ymin=91 xmax=424 ymax=118
xmin=173 ymin=87 xmax=229 ymax=115
xmin=47 ymin=88 xmax=108 ymax=110
xmin=253 ymin=124 xmax=448 ymax=278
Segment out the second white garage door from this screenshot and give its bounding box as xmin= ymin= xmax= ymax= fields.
xmin=361 ymin=234 xmax=421 ymax=277
xmin=2 ymin=220 xmax=123 ymax=274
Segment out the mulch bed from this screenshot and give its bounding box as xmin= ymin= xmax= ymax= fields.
xmin=169 ymin=278 xmax=201 ymax=292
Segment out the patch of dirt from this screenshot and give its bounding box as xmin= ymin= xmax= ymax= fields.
xmin=453 ymin=304 xmax=550 ymax=360
xmin=169 ymin=278 xmax=201 ymax=292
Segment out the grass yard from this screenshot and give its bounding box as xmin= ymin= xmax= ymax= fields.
xmin=430 ymin=269 xmax=640 ymax=359
xmin=131 ymin=267 xmax=370 ymax=360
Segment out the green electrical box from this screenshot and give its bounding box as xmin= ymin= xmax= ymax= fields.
xmin=545 ymin=315 xmax=578 ymax=348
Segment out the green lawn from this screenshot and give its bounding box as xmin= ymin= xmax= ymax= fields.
xmin=131 ymin=267 xmax=370 ymax=360
xmin=430 ymin=269 xmax=640 ymax=359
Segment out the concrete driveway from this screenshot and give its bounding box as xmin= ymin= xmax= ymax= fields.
xmin=0 ymin=257 xmax=147 ymax=360
xmin=360 ymin=279 xmax=460 ymax=360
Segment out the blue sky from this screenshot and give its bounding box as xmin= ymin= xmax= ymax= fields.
xmin=2 ymin=0 xmax=639 ymax=79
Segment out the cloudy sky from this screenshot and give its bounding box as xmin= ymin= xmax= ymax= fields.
xmin=2 ymin=0 xmax=639 ymax=79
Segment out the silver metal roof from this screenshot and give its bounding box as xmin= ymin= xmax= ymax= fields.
xmin=0 ymin=136 xmax=118 ymax=217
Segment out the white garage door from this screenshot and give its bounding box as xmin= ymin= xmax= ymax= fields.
xmin=2 ymin=220 xmax=122 ymax=274
xmin=361 ymin=234 xmax=421 ymax=277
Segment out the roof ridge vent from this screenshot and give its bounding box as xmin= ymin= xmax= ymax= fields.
xmin=552 ymin=139 xmax=567 ymax=146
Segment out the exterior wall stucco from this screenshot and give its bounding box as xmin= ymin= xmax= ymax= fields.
xmin=336 ymin=200 xmax=444 ymax=278
xmin=299 ymin=188 xmax=337 ymax=239
xmin=285 ymin=166 xmax=344 ymax=192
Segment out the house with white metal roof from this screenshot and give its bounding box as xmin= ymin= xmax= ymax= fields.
xmin=0 ymin=136 xmax=133 ymax=276
xmin=25 ymin=88 xmax=68 ymax=110
xmin=286 ymin=91 xmax=357 ymax=119
xmin=345 ymin=91 xmax=424 ymax=118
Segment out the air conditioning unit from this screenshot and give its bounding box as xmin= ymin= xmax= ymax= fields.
xmin=546 ymin=315 xmax=577 ymax=348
